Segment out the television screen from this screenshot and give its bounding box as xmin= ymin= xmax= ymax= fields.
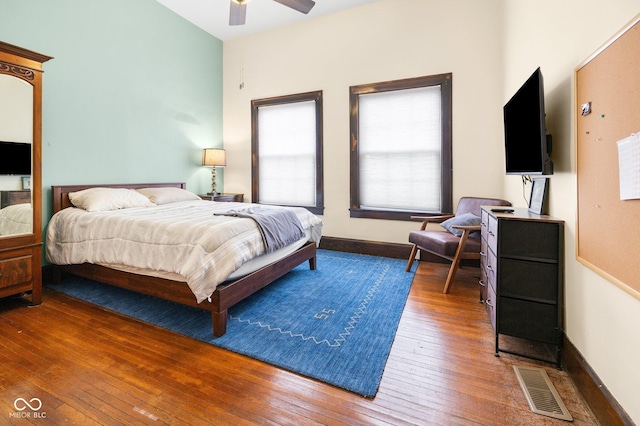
xmin=0 ymin=141 xmax=31 ymax=175
xmin=504 ymin=67 xmax=553 ymax=175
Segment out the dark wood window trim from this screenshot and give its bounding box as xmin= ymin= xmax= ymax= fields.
xmin=251 ymin=90 xmax=324 ymax=215
xmin=349 ymin=73 xmax=453 ymax=220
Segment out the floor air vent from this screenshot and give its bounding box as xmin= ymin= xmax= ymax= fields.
xmin=513 ymin=366 xmax=573 ymax=421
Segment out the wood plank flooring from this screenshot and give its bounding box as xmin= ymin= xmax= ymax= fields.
xmin=0 ymin=261 xmax=598 ymax=425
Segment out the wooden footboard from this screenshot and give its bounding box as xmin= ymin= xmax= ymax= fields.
xmin=50 ymin=183 xmax=318 ymax=337
xmin=56 ymin=241 xmax=316 ymax=336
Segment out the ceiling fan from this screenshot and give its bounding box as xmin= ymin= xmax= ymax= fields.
xmin=229 ymin=0 xmax=316 ymax=26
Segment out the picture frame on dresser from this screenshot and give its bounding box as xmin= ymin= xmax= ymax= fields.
xmin=528 ymin=177 xmax=549 ymax=215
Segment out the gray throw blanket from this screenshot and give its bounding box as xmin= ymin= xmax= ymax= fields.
xmin=215 ymin=206 xmax=305 ymax=253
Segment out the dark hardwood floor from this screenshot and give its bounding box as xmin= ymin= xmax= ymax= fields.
xmin=0 ymin=261 xmax=597 ymax=425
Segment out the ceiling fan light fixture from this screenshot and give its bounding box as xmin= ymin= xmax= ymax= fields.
xmin=229 ymin=0 xmax=249 ymax=26
xmin=229 ymin=0 xmax=315 ymax=27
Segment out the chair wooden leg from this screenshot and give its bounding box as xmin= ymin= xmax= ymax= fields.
xmin=442 ymin=230 xmax=471 ymax=294
xmin=406 ymin=244 xmax=419 ymax=272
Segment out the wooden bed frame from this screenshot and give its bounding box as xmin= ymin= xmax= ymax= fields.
xmin=50 ymin=182 xmax=317 ymax=337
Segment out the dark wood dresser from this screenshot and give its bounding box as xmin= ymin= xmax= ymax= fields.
xmin=480 ymin=206 xmax=564 ymax=367
xmin=0 ymin=190 xmax=31 ymax=208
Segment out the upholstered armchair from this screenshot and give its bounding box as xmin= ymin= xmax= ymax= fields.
xmin=406 ymin=197 xmax=511 ymax=293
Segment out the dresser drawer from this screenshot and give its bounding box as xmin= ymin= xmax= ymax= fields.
xmin=487 ymin=214 xmax=498 ymax=252
xmin=479 ymin=255 xmax=489 ymax=301
xmin=498 ymin=298 xmax=558 ymax=344
xmin=500 ymin=258 xmax=559 ymax=302
xmin=480 ymin=236 xmax=488 ymax=262
xmin=479 ymin=266 xmax=487 ymax=300
xmin=486 ymin=282 xmax=497 ymax=332
xmin=498 ymin=220 xmax=560 ymax=260
xmin=0 ymin=255 xmax=33 ymax=288
xmin=481 ymin=209 xmax=490 ymax=241
xmin=486 ymin=248 xmax=497 ymax=292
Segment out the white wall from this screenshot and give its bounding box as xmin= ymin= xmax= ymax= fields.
xmin=224 ymin=0 xmax=640 ymax=422
xmin=223 ymin=0 xmax=505 ymax=243
xmin=502 ymin=1 xmax=640 ymax=423
xmin=1 ymin=0 xmax=225 ymax=218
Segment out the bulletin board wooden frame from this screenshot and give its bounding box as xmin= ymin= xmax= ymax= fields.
xmin=575 ymin=13 xmax=640 ymax=300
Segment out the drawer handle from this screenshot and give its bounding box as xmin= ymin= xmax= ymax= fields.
xmin=485 ymin=299 xmax=494 ymax=307
xmin=488 ymin=231 xmax=495 ymax=236
xmin=487 ymin=264 xmax=493 ymax=271
xmin=478 ymin=279 xmax=486 ymax=287
xmin=480 ymin=250 xmax=486 ymax=257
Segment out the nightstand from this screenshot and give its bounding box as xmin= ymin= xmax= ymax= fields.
xmin=199 ymin=193 xmax=244 ymax=202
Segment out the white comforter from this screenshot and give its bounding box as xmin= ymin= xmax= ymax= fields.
xmin=46 ymin=200 xmax=323 ymax=303
xmin=0 ymin=203 xmax=32 ymax=236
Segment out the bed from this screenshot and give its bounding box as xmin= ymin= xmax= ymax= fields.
xmin=46 ymin=182 xmax=323 ymax=337
xmin=0 ymin=202 xmax=32 ymax=236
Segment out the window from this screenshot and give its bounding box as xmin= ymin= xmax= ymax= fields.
xmin=349 ymin=74 xmax=452 ymax=220
xmin=251 ymin=91 xmax=324 ymax=215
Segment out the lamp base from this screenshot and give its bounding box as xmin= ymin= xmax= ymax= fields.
xmin=209 ymin=166 xmax=218 ymax=197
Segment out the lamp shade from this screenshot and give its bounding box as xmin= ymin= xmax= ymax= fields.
xmin=202 ymin=148 xmax=226 ymax=167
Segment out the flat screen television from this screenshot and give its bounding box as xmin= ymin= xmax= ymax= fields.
xmin=0 ymin=141 xmax=31 ymax=175
xmin=503 ymin=67 xmax=553 ymax=175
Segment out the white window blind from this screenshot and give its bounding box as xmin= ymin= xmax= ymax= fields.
xmin=358 ymin=85 xmax=442 ymax=212
xmin=258 ymin=100 xmax=316 ymax=206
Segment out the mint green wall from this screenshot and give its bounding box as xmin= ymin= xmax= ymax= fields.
xmin=0 ymin=0 xmax=223 ymax=230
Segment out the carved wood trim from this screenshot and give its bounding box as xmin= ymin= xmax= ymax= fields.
xmin=0 ymin=61 xmax=35 ymax=80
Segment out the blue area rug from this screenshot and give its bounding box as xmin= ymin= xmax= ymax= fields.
xmin=52 ymin=250 xmax=416 ymax=397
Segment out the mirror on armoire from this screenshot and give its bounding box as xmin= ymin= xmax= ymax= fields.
xmin=0 ymin=73 xmax=34 ymax=237
xmin=0 ymin=41 xmax=52 ymax=305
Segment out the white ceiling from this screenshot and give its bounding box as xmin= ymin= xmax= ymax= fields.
xmin=156 ymin=0 xmax=383 ymax=41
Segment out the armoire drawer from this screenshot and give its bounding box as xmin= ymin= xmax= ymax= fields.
xmin=0 ymin=255 xmax=33 ymax=288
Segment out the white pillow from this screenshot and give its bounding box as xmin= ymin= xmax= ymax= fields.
xmin=136 ymin=187 xmax=200 ymax=205
xmin=69 ymin=188 xmax=155 ymax=212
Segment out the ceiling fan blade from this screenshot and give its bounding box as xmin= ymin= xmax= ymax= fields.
xmin=272 ymin=0 xmax=315 ymax=14
xmin=229 ymin=1 xmax=247 ymax=26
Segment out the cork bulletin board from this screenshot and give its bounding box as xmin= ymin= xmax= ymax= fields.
xmin=575 ymin=14 xmax=640 ymax=299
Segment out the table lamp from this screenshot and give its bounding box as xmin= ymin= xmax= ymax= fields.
xmin=202 ymin=148 xmax=226 ymax=195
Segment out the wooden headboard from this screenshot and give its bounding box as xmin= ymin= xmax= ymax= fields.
xmin=1 ymin=190 xmax=31 ymax=209
xmin=51 ymin=182 xmax=187 ymax=214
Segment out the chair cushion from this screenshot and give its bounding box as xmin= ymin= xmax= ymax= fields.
xmin=409 ymin=230 xmax=481 ymax=258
